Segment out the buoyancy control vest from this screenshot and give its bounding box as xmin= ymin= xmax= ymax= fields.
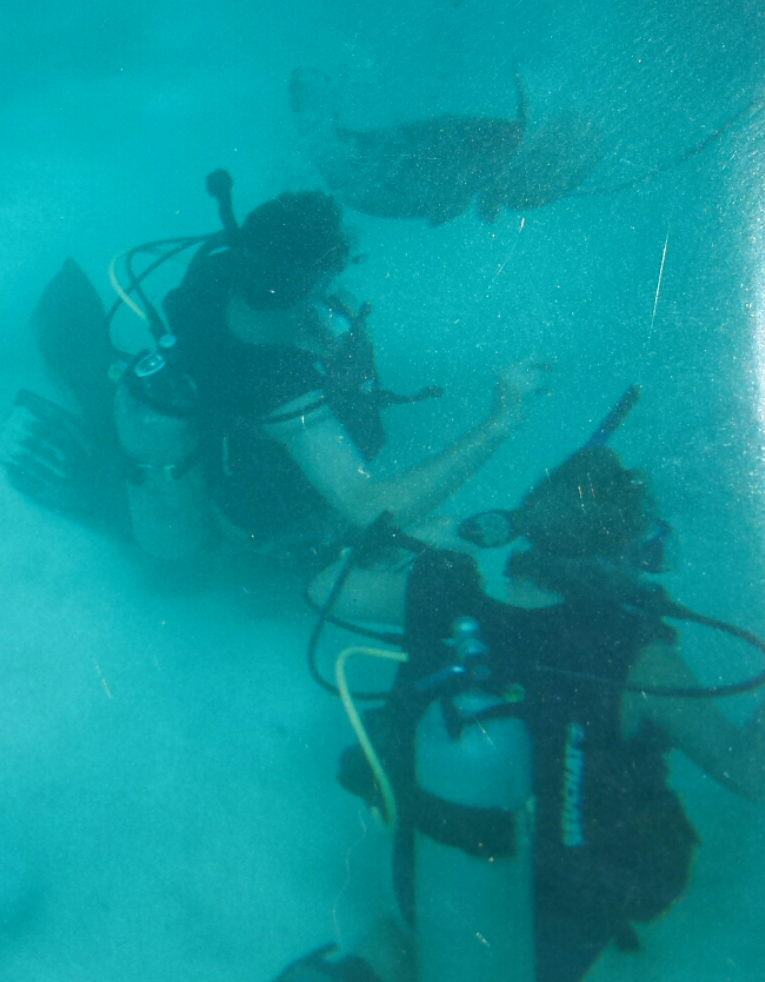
xmin=159 ymin=245 xmax=444 ymax=549
xmin=159 ymin=258 xmax=383 ymax=542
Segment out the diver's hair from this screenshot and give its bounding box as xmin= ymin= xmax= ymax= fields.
xmin=232 ymin=190 xmax=350 ymax=310
xmin=511 ymin=446 xmax=654 ymax=560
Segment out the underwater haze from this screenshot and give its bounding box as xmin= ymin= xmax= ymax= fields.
xmin=1 ymin=0 xmax=765 ymax=979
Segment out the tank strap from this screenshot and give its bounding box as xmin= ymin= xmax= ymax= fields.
xmin=121 ymin=442 xmax=203 ymax=486
xmin=439 ymin=694 xmax=521 ymax=740
xmin=414 ymin=788 xmax=518 ymax=858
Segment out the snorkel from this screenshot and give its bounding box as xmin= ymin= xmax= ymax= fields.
xmin=205 ymin=168 xmax=240 ymax=241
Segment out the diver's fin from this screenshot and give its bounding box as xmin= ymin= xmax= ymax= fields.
xmin=30 ymin=259 xmax=114 ymax=434
xmin=1 ymin=389 xmax=126 ymax=529
xmin=1 ymin=389 xmax=94 ymax=514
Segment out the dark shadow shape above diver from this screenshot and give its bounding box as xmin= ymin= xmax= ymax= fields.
xmin=290 ymin=67 xmax=602 ymax=225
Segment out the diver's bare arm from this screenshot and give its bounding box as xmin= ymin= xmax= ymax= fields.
xmin=267 ymin=364 xmax=542 ymax=530
xmin=279 ymin=410 xmax=513 ymax=530
xmin=625 ymin=643 xmax=765 ymax=802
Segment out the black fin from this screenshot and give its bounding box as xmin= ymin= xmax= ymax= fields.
xmin=1 ymin=389 xmax=127 ymax=530
xmin=31 ymin=259 xmax=114 ymax=434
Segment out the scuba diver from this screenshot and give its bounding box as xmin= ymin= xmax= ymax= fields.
xmin=0 ymin=170 xmax=544 ymax=563
xmin=291 ymin=387 xmax=765 ymax=982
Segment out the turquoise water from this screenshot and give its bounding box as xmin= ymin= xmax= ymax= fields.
xmin=1 ymin=0 xmax=764 ymax=978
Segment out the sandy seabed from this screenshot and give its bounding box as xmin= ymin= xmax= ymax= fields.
xmin=1 ymin=474 xmax=762 ymax=982
xmin=0 ymin=476 xmax=398 ymax=982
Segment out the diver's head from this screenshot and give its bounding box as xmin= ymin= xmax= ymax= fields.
xmin=506 ymin=446 xmax=666 ymax=598
xmin=231 ymin=191 xmax=350 ymax=311
xmin=460 ymin=445 xmax=668 ymax=604
xmin=512 ymin=446 xmax=652 ymax=560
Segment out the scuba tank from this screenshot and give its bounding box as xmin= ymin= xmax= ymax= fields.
xmin=114 ymin=337 xmax=213 ymax=559
xmin=414 ymin=616 xmax=535 ymax=982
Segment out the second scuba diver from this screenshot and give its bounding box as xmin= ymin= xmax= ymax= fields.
xmin=299 ymin=391 xmax=765 ymax=982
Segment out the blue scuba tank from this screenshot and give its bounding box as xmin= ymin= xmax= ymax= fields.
xmin=114 ymin=341 xmax=213 ymax=559
xmin=414 ymin=616 xmax=535 ymax=982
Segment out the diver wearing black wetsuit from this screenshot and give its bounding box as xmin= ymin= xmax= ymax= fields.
xmin=150 ymin=179 xmax=534 ymax=562
xmin=384 ymin=547 xmax=697 ymax=982
xmin=303 ymin=438 xmax=765 ymax=982
xmin=1 ymin=174 xmax=553 ymax=564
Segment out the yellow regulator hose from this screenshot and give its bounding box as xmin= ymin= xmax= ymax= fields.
xmin=335 ymin=646 xmax=409 ymax=830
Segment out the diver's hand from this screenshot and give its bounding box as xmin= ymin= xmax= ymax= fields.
xmin=488 ymin=360 xmax=552 ymax=432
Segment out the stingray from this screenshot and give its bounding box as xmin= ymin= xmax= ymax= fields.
xmin=290 ymin=67 xmax=601 ymax=224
